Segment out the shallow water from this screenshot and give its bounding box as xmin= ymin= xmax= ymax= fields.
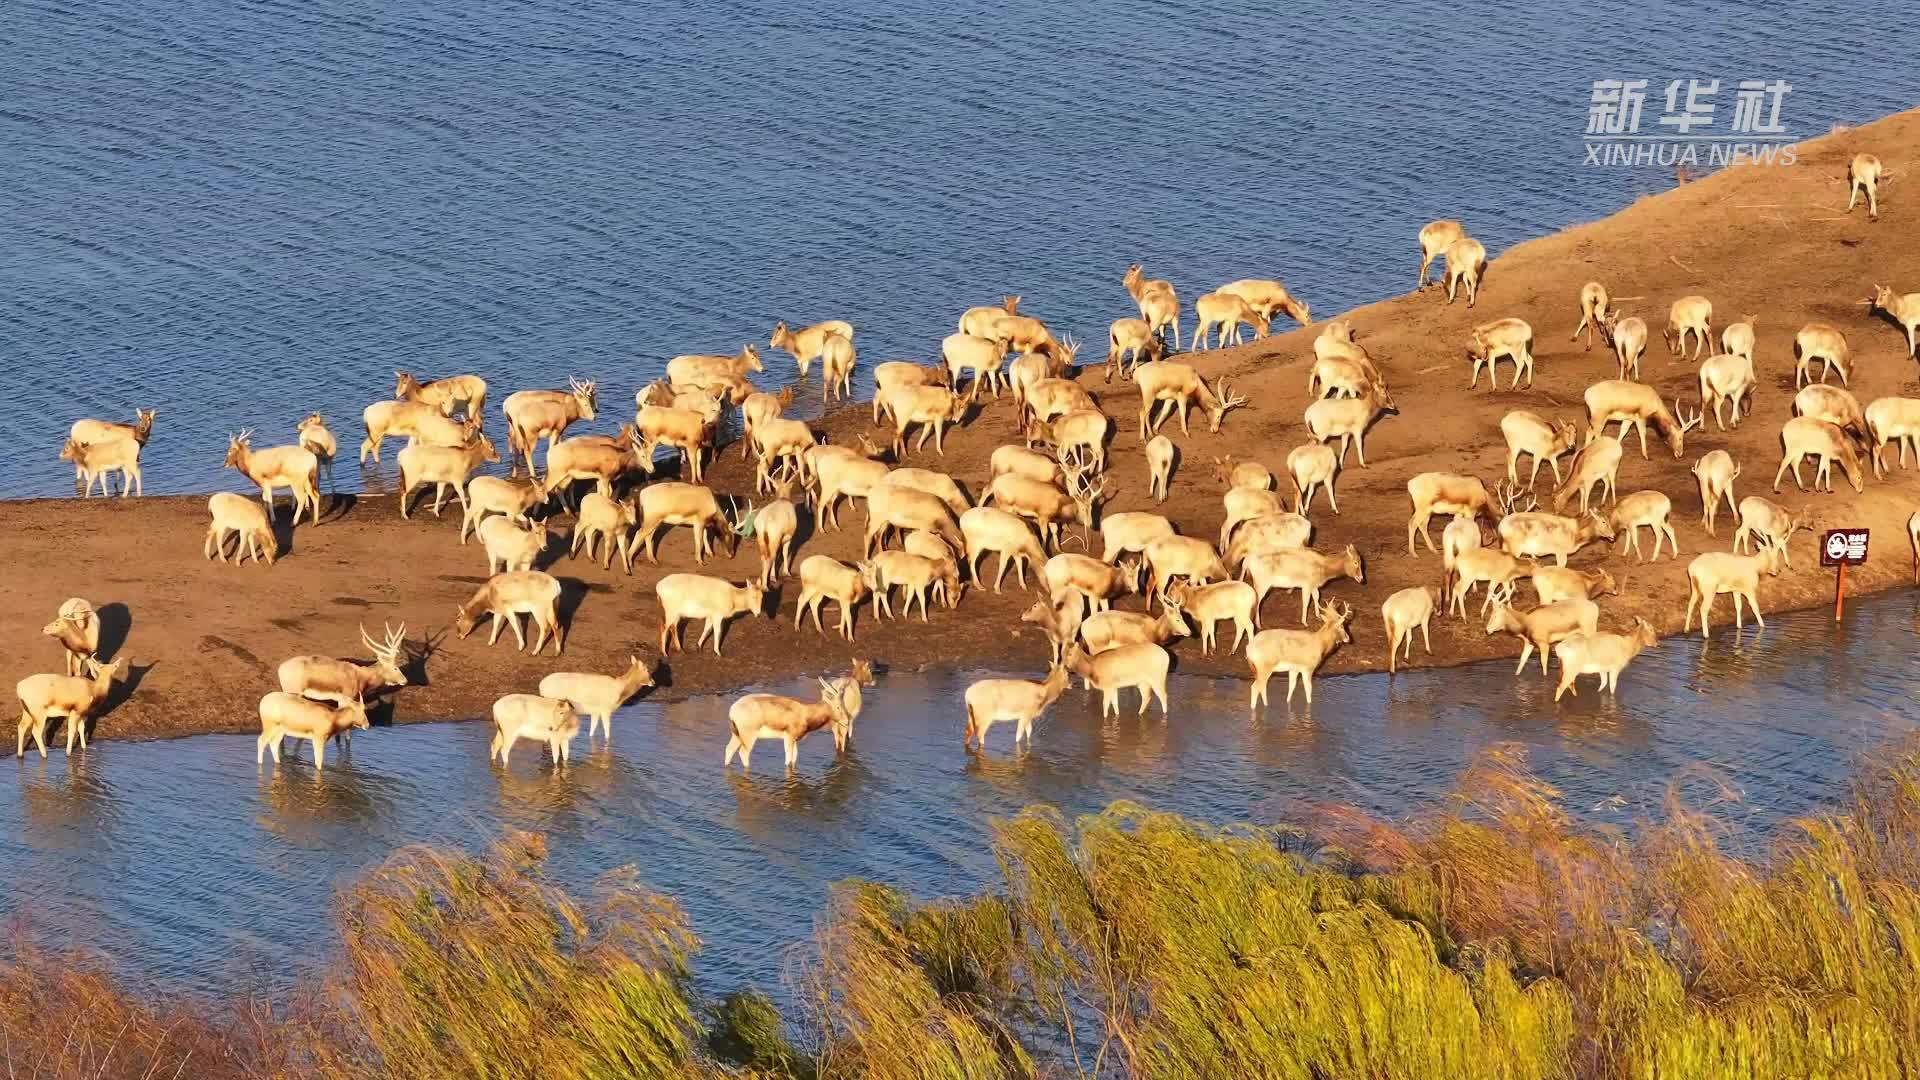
xmin=3 ymin=0 xmax=1910 ymax=497
xmin=1 ymin=595 xmax=1913 ymax=998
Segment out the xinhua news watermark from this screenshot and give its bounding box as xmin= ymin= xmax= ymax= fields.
xmin=1584 ymin=79 xmax=1798 ymax=168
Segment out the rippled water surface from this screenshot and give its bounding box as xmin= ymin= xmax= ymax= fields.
xmin=3 ymin=0 xmax=1910 ymax=496
xmin=2 ymin=598 xmax=1914 ymax=997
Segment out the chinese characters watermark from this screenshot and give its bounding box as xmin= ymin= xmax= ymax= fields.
xmin=1583 ymin=78 xmax=1797 ymax=168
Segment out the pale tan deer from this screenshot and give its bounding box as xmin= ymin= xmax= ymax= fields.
xmin=1502 ymin=411 xmax=1579 ymax=487
xmin=964 ymin=664 xmax=1070 ymax=751
xmin=813 ymin=445 xmax=892 ymax=531
xmin=296 ymin=413 xmax=338 ymax=488
xmin=1416 ymin=220 xmax=1465 ymax=289
xmin=1609 ymin=490 xmax=1676 ymax=562
xmin=1043 ymin=552 xmax=1139 ymax=613
xmin=1381 ymin=586 xmax=1437 ymax=673
xmin=1583 ymin=382 xmax=1701 ymax=459
xmin=359 ymin=400 xmax=473 ymax=463
xmin=750 ymin=486 xmax=800 ymax=589
xmin=1100 ymin=511 xmax=1175 ymax=564
xmin=1224 ymin=512 xmax=1315 ymax=573
xmin=1467 ymin=318 xmax=1535 ymax=389
xmin=69 ymin=408 xmax=155 ymax=453
xmin=1443 ymin=236 xmax=1487 ymax=306
xmin=1031 ymin=409 xmax=1112 ymax=474
xmin=769 ymin=319 xmax=856 ymax=377
xmin=1405 ymin=472 xmax=1500 ymax=555
xmin=1245 ymin=544 xmax=1365 ymax=625
xmin=1599 ymin=312 xmax=1649 ymax=379
xmin=666 ymin=346 xmax=763 ymax=387
xmin=1552 ymin=618 xmax=1658 ymax=700
xmin=1532 ymin=565 xmax=1617 ymax=605
xmin=1217 ymin=278 xmax=1311 ymax=326
xmin=1308 ymin=354 xmax=1380 ymax=400
xmin=1848 ymin=153 xmax=1883 ymax=221
xmin=1486 ymin=599 xmax=1598 ymax=676
xmin=570 ymin=492 xmax=636 ymax=571
xmin=1191 ymin=291 xmax=1270 ymax=349
xmin=1731 ymin=496 xmax=1812 ymax=568
xmin=878 ymin=384 xmax=967 ymax=457
xmin=255 ymin=693 xmax=367 ymax=770
xmin=1105 ymin=317 xmax=1165 ymax=382
xmin=794 ymin=556 xmax=872 ymax=640
xmin=1552 ymin=435 xmax=1622 ymax=514
xmin=1684 ymin=547 xmax=1781 ymax=637
xmin=1572 ymin=281 xmax=1610 ymax=349
xmin=205 ymin=492 xmax=278 ymax=565
xmin=1286 ymin=443 xmax=1339 ymax=514
xmin=17 ymin=656 xmax=125 ymax=757
xmin=395 ymin=371 xmax=488 ymax=421
xmin=1663 ymin=296 xmax=1714 ymax=360
xmin=1867 ymin=397 xmax=1920 ymax=477
xmin=397 ymin=430 xmax=499 ymax=519
xmin=863 ymin=551 xmax=956 ymax=623
xmin=940 ymin=332 xmax=1007 ymax=400
xmin=1213 ymin=455 xmax=1274 ymax=491
xmin=1866 ymin=286 xmax=1920 ymax=359
xmin=59 ymin=436 xmax=142 ymax=497
xmin=460 ymin=476 xmax=543 ymax=544
xmin=1793 ymin=384 xmax=1867 ymax=447
xmin=960 ymin=505 xmax=1048 ymax=593
xmin=1122 ymin=264 xmax=1181 ymax=348
xmin=1247 ymin=600 xmax=1350 ymax=708
xmin=657 ymin=574 xmax=765 ymax=656
xmin=42 ymin=599 xmax=98 ymax=677
xmin=1144 ymin=534 xmax=1228 ymax=603
xmin=1020 ymin=594 xmax=1085 ymax=666
xmin=749 ymin=417 xmax=817 ymax=493
xmin=1498 ymin=510 xmax=1613 ymax=567
xmin=991 ymin=444 xmax=1065 ymax=488
xmin=1305 ymin=385 xmax=1396 ymax=467
xmin=1063 ymin=642 xmax=1170 ymax=718
xmin=225 ymin=429 xmax=321 ymax=525
xmin=984 ymin=468 xmax=1106 ymax=553
xmin=489 ymin=694 xmax=580 ymax=767
xmin=1169 ymin=579 xmax=1257 ymax=657
xmin=1698 ymin=352 xmax=1757 ymax=430
xmin=635 ymin=403 xmax=716 ymax=483
xmin=872 ymin=362 xmax=949 ymax=405
xmin=864 ymin=482 xmax=962 ymax=560
xmin=1720 ymin=316 xmax=1757 ymax=364
xmin=1442 ymin=515 xmax=1484 ymax=578
xmin=905 ymin=530 xmax=964 ymax=609
xmin=725 ymin=660 xmax=873 ymax=772
xmin=1794 ymin=322 xmax=1853 ymax=385
xmin=1022 ymin=376 xmax=1096 ymax=426
xmin=278 ymin=623 xmax=408 ymax=711
xmin=632 ymin=482 xmax=736 ymax=564
xmin=820 ymin=333 xmax=856 ymax=402
xmin=1774 ymin=417 xmax=1865 ymax=494
xmin=1448 ymin=547 xmax=1527 ymax=618
xmin=502 ymin=379 xmax=598 ymax=479
xmin=1219 ymin=486 xmax=1287 ymax=552
xmin=455 ymin=571 xmax=563 ymax=654
xmin=1080 ymin=604 xmax=1192 ymax=654
xmin=1133 ymin=362 xmax=1248 ymax=438
xmin=959 ymin=295 xmax=1021 ymax=338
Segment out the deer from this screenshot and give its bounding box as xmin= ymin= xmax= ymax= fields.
xmin=666 ymin=346 xmax=763 ymax=387
xmin=1381 ymin=586 xmax=1437 ymax=674
xmin=1405 ymin=472 xmax=1501 ymax=555
xmin=1021 ymin=594 xmax=1086 ymax=666
xmin=657 ymin=574 xmax=765 ymax=656
xmin=960 ymin=506 xmax=1048 ymax=593
xmin=960 ymin=295 xmax=1021 ymax=339
xmin=1731 ymin=497 xmax=1813 ymax=568
xmin=769 ymin=319 xmax=855 ymax=377
xmin=751 ymin=481 xmax=801 ymax=588
xmin=1043 ymin=552 xmax=1139 ymax=614
xmin=987 ymin=313 xmax=1070 ymax=358
xmin=255 ymin=693 xmax=368 ymax=770
xmin=748 ymin=417 xmax=817 ymax=494
xmin=1443 ymin=236 xmax=1487 ymax=306
xmin=1698 ymin=352 xmax=1757 ymax=430
xmin=1501 ymin=411 xmax=1579 ymax=488
xmin=724 ymin=660 xmax=873 ymax=773
xmin=42 ymin=599 xmax=99 ymax=678
xmin=224 ymin=429 xmax=321 ymax=525
xmin=489 ymin=695 xmax=580 ymax=767
xmin=1213 ymin=455 xmax=1273 ymax=491
xmin=1284 ymin=443 xmax=1340 ymax=515
xmin=1685 ymin=547 xmax=1782 ymax=638
xmin=1106 ymin=317 xmax=1166 ymax=383
xmin=1664 ymin=296 xmax=1714 ymax=360
xmin=1720 ymin=316 xmax=1757 ymax=364
xmin=864 ymin=482 xmax=962 ymax=561
xmin=1247 ymin=600 xmax=1350 ymax=708
xmin=1030 ymin=410 xmax=1112 ymax=474
xmin=474 ymin=515 xmax=544 ymax=574
xmin=1552 ymin=434 xmax=1622 ymax=514
xmin=1244 ymin=544 xmax=1365 ymax=625
xmin=1572 ymin=281 xmax=1610 ymax=349
xmin=502 ymin=379 xmax=598 ymax=480
xmin=884 ymin=467 xmax=970 ymax=518
xmin=1448 ymin=547 xmax=1528 ymax=618
xmin=1499 ymin=509 xmax=1614 ymax=567
xmin=395 ymin=371 xmax=488 ymax=421
xmin=278 ymin=623 xmax=409 ymax=717
xmin=1144 ymin=534 xmax=1228 ymax=605
xmin=1467 ymin=318 xmax=1536 ymax=389
xmin=1795 ymin=322 xmax=1853 ymax=386
xmin=1774 ymin=417 xmax=1865 ymax=494
xmin=1867 ymin=397 xmax=1920 ymax=477
xmin=1416 ymin=220 xmax=1466 ymax=289
xmin=635 ymin=403 xmax=716 ymax=483
xmin=1009 ymin=349 xmax=1074 ymax=412
xmin=205 ymin=492 xmax=278 ymax=565
xmin=1216 ymin=278 xmax=1311 ymax=327
xmin=1220 ymin=486 xmax=1287 ymax=551
xmin=878 ymin=384 xmax=967 ymax=458
xmin=1191 ymin=291 xmax=1270 ymax=349
xmin=538 ymin=427 xmax=652 ymax=505
xmin=992 ymin=444 xmax=1066 ymax=488
xmin=359 ymin=400 xmax=474 ymax=463
xmin=1062 ymin=642 xmax=1170 ymax=718
xmin=983 ymin=468 xmax=1106 ymax=553
xmin=1442 ymin=514 xmax=1483 ymax=578
xmin=795 ymin=555 xmax=874 ymax=640
xmin=17 ymin=654 xmax=124 ymax=757
xmin=455 ymin=571 xmax=564 ymax=654
xmin=1552 ymin=618 xmax=1658 ymax=700
xmin=460 ymin=477 xmax=542 ymax=544
xmin=1224 ymin=513 xmax=1315 ymax=573
xmin=295 ymin=413 xmax=338 ymax=489
xmin=1167 ymin=579 xmax=1257 ymax=657
xmin=1133 ymin=362 xmax=1248 ymax=439
xmin=1308 ymin=354 xmax=1381 ymax=400
xmin=397 ymin=430 xmax=499 ymax=519
xmin=1305 ymin=385 xmax=1396 ymax=467
xmin=69 ymin=408 xmax=155 ymax=454
xmin=1486 ymin=599 xmax=1599 ymax=677
xmin=632 ymin=482 xmax=736 ymax=564
xmin=821 ymin=333 xmax=857 ymax=401
xmin=1609 ymin=490 xmax=1677 ymax=561
xmin=872 ymin=363 xmax=949 ymax=408
xmin=1793 ymin=385 xmax=1868 ymax=449
xmin=1599 ymin=311 xmax=1649 ymax=379
xmin=1848 ymin=153 xmax=1883 ymax=221
xmin=813 ymin=444 xmax=893 ymax=531
xmin=1023 ymin=376 xmax=1096 ymax=426
xmin=964 ymin=664 xmax=1070 ymax=751
xmin=535 ymin=657 xmax=655 ymax=742
xmin=1080 ymin=603 xmax=1191 ymax=654
xmin=905 ymin=530 xmax=964 ymax=610
xmin=1100 ymin=511 xmax=1175 ymax=564
xmin=1533 ymin=566 xmax=1617 ymax=607
xmin=1122 ymin=264 xmax=1181 ymax=349
xmin=1313 ymin=321 xmax=1383 ymax=385
xmin=565 ymin=492 xmax=633 ymax=570
xmin=1583 ymin=382 xmax=1701 ymax=460
xmin=58 ymin=436 xmax=142 ymax=498
xmin=940 ymin=332 xmax=1008 ymax=400
xmin=863 ymin=551 xmax=953 ymax=623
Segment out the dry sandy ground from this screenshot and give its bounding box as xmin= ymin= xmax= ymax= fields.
xmin=4 ymin=110 xmax=1918 ymax=744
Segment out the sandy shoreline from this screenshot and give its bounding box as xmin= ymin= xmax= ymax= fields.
xmin=3 ymin=111 xmax=1918 ymax=746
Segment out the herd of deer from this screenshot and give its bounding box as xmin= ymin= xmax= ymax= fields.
xmin=26 ymin=151 xmax=1913 ymax=769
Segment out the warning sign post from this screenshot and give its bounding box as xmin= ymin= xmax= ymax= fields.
xmin=1821 ymin=528 xmax=1869 ymax=620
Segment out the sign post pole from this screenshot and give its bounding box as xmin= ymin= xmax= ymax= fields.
xmin=1821 ymin=528 xmax=1869 ymax=622
xmin=1835 ymin=561 xmax=1847 ymax=621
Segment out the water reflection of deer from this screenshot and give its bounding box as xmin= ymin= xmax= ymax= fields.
xmin=255 ymin=757 xmax=395 ymax=840
xmin=18 ymin=752 xmax=121 ymax=847
xmin=490 ymin=741 xmax=643 ymax=832
xmin=725 ymin=754 xmax=871 ymax=840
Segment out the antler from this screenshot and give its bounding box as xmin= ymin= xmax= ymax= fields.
xmin=1213 ymin=378 xmax=1249 ymax=409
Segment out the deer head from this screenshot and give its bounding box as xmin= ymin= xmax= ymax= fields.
xmin=568 ymin=378 xmax=598 ymax=418
xmin=1206 ymin=379 xmax=1250 ymax=432
xmin=360 ymin=622 xmax=409 ymax=688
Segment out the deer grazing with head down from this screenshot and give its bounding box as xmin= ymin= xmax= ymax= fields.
xmin=1416 ymin=220 xmax=1465 ymax=289
xmin=502 ymin=379 xmax=598 ymax=480
xmin=1247 ymin=600 xmax=1350 ymax=709
xmin=1080 ymin=600 xmax=1192 ymax=655
xmin=632 ymin=482 xmax=737 ymax=564
xmin=1467 ymin=318 xmax=1535 ymax=389
xmin=455 ymin=572 xmax=564 ymax=654
xmin=1572 ymin=281 xmax=1610 ymax=349
xmin=1405 ymin=472 xmax=1501 ymax=555
xmin=1133 ymin=362 xmax=1248 ymax=439
xmin=1552 ymin=434 xmax=1622 ymax=514
xmin=1720 ymin=316 xmax=1757 ymax=364
xmin=725 ymin=659 xmax=874 ymax=772
xmin=1443 ymin=236 xmax=1487 ymax=306
xmin=983 ymin=466 xmax=1107 ymax=553
xmin=1099 ymin=511 xmax=1175 ymax=565
xmin=1774 ymin=417 xmax=1865 ymax=494
xmin=1583 ymin=383 xmax=1701 ymax=460
xmin=1663 ymin=296 xmax=1714 ymax=361
xmin=1498 ymin=507 xmax=1614 ymax=567
xmin=1191 ymin=291 xmax=1270 ymax=350
xmin=1731 ymin=497 xmax=1812 ymax=568
xmin=1848 ymin=153 xmax=1884 ymax=221
xmin=205 ymin=493 xmax=278 ymax=565
xmin=1217 ymin=278 xmax=1311 ymax=327
xmin=960 ymin=505 xmax=1048 ymax=593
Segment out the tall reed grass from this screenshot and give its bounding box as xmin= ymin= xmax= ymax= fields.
xmin=2 ymin=738 xmax=1916 ymax=1078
